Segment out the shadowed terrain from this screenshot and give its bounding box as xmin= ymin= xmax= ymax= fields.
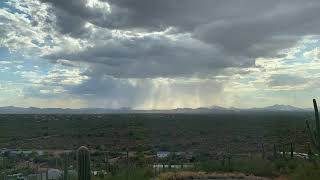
xmin=0 ymin=112 xmax=311 ymax=154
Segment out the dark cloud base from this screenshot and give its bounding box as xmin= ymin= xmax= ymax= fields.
xmin=1 ymin=0 xmax=320 ymax=108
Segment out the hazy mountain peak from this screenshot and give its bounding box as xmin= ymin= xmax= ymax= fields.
xmin=263 ymin=104 xmax=304 ymax=111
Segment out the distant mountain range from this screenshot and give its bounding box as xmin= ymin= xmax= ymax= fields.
xmin=0 ymin=104 xmax=312 ymax=114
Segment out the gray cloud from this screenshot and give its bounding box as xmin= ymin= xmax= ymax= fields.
xmin=45 ymin=33 xmax=254 ymax=78
xmin=42 ymin=0 xmax=310 ymax=32
xmin=194 ymin=2 xmax=320 ymax=57
xmin=40 ymin=0 xmax=215 ymax=32
xmin=268 ymin=74 xmax=307 ymax=87
xmin=39 ymin=0 xmax=320 ymax=72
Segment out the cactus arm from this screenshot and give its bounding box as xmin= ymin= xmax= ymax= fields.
xmin=290 ymin=143 xmax=294 ymax=159
xmin=306 ymin=120 xmax=318 ymax=150
xmin=313 ymin=99 xmax=320 ymax=142
xmin=306 ymin=99 xmax=320 ymax=153
xmin=273 ymin=144 xmax=277 ymax=158
xmin=313 ymin=130 xmax=320 ymax=150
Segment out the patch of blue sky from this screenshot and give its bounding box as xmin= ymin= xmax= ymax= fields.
xmin=0 ymin=1 xmax=9 ymax=8
xmin=0 ymin=47 xmax=11 ymax=59
xmin=0 ymin=1 xmax=32 ymax=21
xmin=237 ymin=76 xmax=256 ymax=84
xmin=17 ymin=58 xmax=52 ymax=76
xmin=0 ymin=70 xmax=21 ymax=82
xmin=0 ymin=49 xmax=54 ymax=84
xmin=280 ymin=42 xmax=319 ymax=65
xmin=1 ymin=47 xmax=42 ymax=65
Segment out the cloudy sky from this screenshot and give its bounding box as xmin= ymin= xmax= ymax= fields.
xmin=0 ymin=0 xmax=320 ymax=109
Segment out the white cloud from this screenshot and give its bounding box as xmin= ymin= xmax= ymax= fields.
xmin=0 ymin=61 xmax=12 ymax=64
xmin=18 ymin=64 xmax=89 ymax=87
xmin=304 ymin=47 xmax=320 ymax=60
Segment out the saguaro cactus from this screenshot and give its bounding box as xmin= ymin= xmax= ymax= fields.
xmin=273 ymin=144 xmax=277 ymax=158
xmin=46 ymin=167 xmax=49 ymax=180
xmin=77 ymin=146 xmax=91 ymax=180
xmin=261 ymin=142 xmax=265 ymax=159
xmin=105 ymin=151 xmax=109 ymax=173
xmin=306 ymin=99 xmax=320 ymax=152
xmin=63 ymin=153 xmax=69 ymax=180
xmin=307 ymin=143 xmax=312 ymax=160
xmin=290 ymin=143 xmax=294 ymax=159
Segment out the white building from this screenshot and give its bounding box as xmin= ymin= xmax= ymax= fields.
xmin=48 ymin=169 xmax=62 ymax=180
xmin=157 ymin=151 xmax=170 ymax=158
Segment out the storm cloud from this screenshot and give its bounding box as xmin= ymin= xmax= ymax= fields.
xmin=1 ymin=0 xmax=320 ymax=108
xmin=38 ymin=0 xmax=320 ymax=78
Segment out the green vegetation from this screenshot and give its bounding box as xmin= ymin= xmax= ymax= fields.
xmin=92 ymin=168 xmax=152 ymax=180
xmin=68 ymin=169 xmax=152 ymax=180
xmin=154 ymin=157 xmax=320 ymax=180
xmin=0 ymin=112 xmax=311 ymax=152
xmin=289 ymin=163 xmax=320 ymax=180
xmin=196 ymin=158 xmax=275 ymax=177
xmin=0 ymin=107 xmax=319 ymax=179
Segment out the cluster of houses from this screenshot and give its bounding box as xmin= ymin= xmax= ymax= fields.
xmin=0 ymin=148 xmax=63 ymax=180
xmin=156 ymin=151 xmax=194 ymax=160
xmin=153 ymin=151 xmax=194 ymax=170
xmin=0 ymin=148 xmax=195 ymax=179
xmin=0 ymin=148 xmax=44 ymax=157
xmin=2 ymin=169 xmax=63 ymax=180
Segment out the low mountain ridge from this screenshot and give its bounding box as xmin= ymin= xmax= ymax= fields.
xmin=0 ymin=104 xmax=311 ymax=114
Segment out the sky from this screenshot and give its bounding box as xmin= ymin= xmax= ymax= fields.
xmin=0 ymin=0 xmax=320 ymax=109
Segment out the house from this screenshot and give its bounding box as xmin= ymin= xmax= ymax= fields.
xmin=10 ymin=150 xmax=33 ymax=156
xmin=7 ymin=173 xmax=25 ymax=180
xmin=156 ymin=151 xmax=170 ymax=159
xmin=48 ymin=169 xmax=62 ymax=180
